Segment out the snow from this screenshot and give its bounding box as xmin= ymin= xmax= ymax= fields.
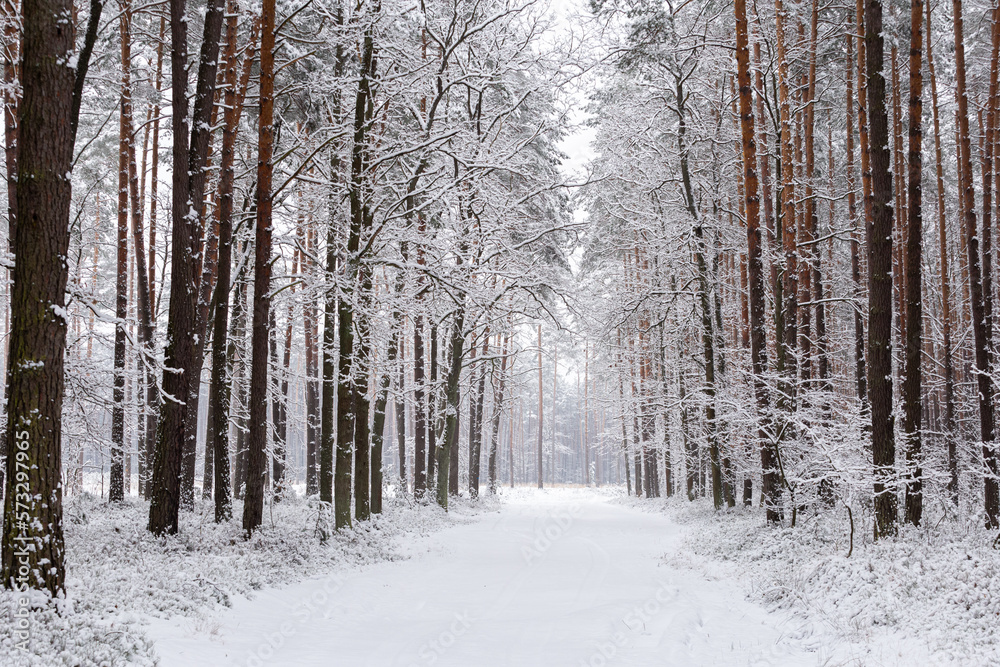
xmin=633 ymin=495 xmax=1000 ymax=666
xmin=146 ymin=489 xmax=840 ymax=667
xmin=0 ymin=492 xmax=455 ymax=666
xmin=5 ymin=488 xmax=997 ymax=666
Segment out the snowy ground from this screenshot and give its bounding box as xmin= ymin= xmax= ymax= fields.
xmin=6 ymin=487 xmax=995 ymax=666
xmin=148 ymin=488 xmax=848 ymax=667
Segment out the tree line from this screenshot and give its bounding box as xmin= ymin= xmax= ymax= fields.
xmin=0 ymin=0 xmax=576 ymax=598
xmin=582 ymin=0 xmax=1000 ymax=538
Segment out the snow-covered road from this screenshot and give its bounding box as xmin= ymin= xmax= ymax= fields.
xmin=147 ymin=490 xmax=834 ymax=667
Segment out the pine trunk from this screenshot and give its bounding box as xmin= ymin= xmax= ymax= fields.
xmin=866 ymin=0 xmax=898 ymax=539
xmin=902 ymin=0 xmax=925 ymax=526
xmin=954 ymin=0 xmax=999 ymax=527
xmin=242 ymin=0 xmax=276 ymax=535
xmin=0 ymin=0 xmax=77 ymax=594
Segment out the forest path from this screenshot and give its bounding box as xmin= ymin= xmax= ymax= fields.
xmin=148 ymin=489 xmax=834 ymax=667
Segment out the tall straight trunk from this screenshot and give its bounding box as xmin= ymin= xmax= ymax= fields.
xmin=675 ymin=76 xmax=721 ymax=509
xmin=468 ymin=331 xmax=488 ymax=498
xmin=639 ymin=351 xmax=658 ymax=498
xmin=428 ymin=324 xmax=440 ymax=486
xmin=866 ymin=0 xmax=898 ymax=539
xmin=148 ymin=0 xmax=197 ymax=535
xmin=448 ymin=326 xmax=460 ymax=496
xmin=302 ymin=210 xmax=319 ymax=496
xmin=268 ymin=317 xmax=281 ymax=496
xmin=487 ymin=333 xmax=510 ymax=493
xmin=148 ymin=0 xmax=225 ymax=534
xmin=353 ymin=287 xmax=373 ymax=519
xmin=413 ymin=311 xmax=427 ymax=495
xmin=126 ymin=14 xmax=155 ymax=502
xmin=657 ymin=331 xmax=673 ymax=498
xmin=797 ymin=5 xmax=818 ymax=388
xmin=395 ymin=330 xmax=407 ymax=487
xmin=739 ymin=251 xmax=752 ymax=504
xmin=178 ymin=0 xmax=227 ymax=509
xmin=334 ymin=0 xmax=378 ymax=526
xmin=856 ymin=0 xmax=874 ymax=289
xmin=320 ymin=6 xmax=346 ymax=512
xmin=437 ymin=309 xmax=467 ymax=509
xmin=182 ymin=31 xmax=229 ymax=509
xmin=147 ymin=18 xmax=165 ymax=318
xmin=891 ymin=47 xmax=907 ymax=349
xmin=242 ymin=0 xmax=276 ymax=535
xmin=1 ymin=0 xmax=79 ymax=594
xmin=926 ymin=0 xmax=957 ymax=503
xmin=846 ymin=32 xmax=869 ymax=412
xmin=616 ymin=339 xmax=633 ymax=497
xmin=370 ymin=267 xmax=407 ymax=512
xmin=508 ymin=393 xmax=515 ymax=488
xmin=465 ymin=335 xmax=478 ymax=493
xmin=232 ymin=268 xmax=250 ymax=498
xmin=584 ymin=343 xmax=590 ymax=486
xmin=347 ymin=8 xmax=378 ymax=524
xmin=208 ymin=6 xmax=255 ymax=521
xmin=954 ymin=0 xmax=999 ymax=528
xmin=751 ymin=36 xmax=780 ymax=371
xmin=774 ymin=0 xmax=798 ymax=399
xmin=694 ymin=223 xmax=721 ymax=509
xmin=271 ymin=290 xmax=294 ymax=501
xmin=110 ymin=1 xmax=134 ymax=503
xmin=369 ymin=325 xmax=399 ymax=514
xmin=955 ymin=112 xmax=972 ymax=353
xmin=902 ymin=0 xmax=925 ymax=526
xmin=980 ymin=2 xmax=1000 ymax=524
xmin=737 ymin=0 xmax=780 ymax=522
xmin=536 ymin=324 xmax=544 ymax=489
xmin=802 ymin=0 xmax=828 ymax=395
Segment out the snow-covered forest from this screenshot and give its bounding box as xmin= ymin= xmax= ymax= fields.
xmin=3 ymin=0 xmax=1000 ymax=661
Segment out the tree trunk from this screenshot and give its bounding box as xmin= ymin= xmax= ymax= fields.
xmin=926 ymin=0 xmax=957 ymax=504
xmin=537 ymin=325 xmax=544 ymax=489
xmin=774 ymin=0 xmax=798 ymax=409
xmin=428 ymin=323 xmax=439 ymax=487
xmin=487 ymin=332 xmax=510 ymax=494
xmin=736 ymin=0 xmax=780 ymax=522
xmin=468 ymin=330 xmax=488 ymax=498
xmin=395 ymin=330 xmax=407 ymax=487
xmin=954 ymin=0 xmax=999 ymax=528
xmin=179 ymin=0 xmax=228 ymax=509
xmin=242 ymin=0 xmax=276 ymax=535
xmin=413 ymin=311 xmax=427 ymax=495
xmin=866 ymin=0 xmax=898 ymax=539
xmin=437 ymin=311 xmax=467 ymax=509
xmin=846 ymin=31 xmax=868 ymax=414
xmin=110 ymin=0 xmax=133 ymax=503
xmin=320 ymin=1 xmax=346 ymax=520
xmin=902 ymin=0 xmax=925 ymax=526
xmin=207 ymin=8 xmax=256 ymax=521
xmin=148 ymin=0 xmax=197 ymax=535
xmin=304 ymin=218 xmax=320 ymax=497
xmin=370 ymin=265 xmax=407 ymax=512
xmin=0 ymin=0 xmax=77 ymax=594
xmin=148 ymin=0 xmax=225 ymax=534
xmin=343 ymin=3 xmax=379 ymax=525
